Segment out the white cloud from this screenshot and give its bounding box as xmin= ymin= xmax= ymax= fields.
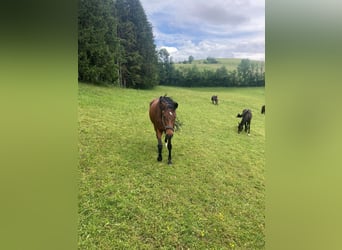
xmin=141 ymin=0 xmax=265 ymax=61
xmin=160 ymin=46 xmax=178 ymax=54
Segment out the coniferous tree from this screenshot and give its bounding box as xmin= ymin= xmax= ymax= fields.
xmin=78 ymin=0 xmax=158 ymax=88
xmin=115 ymin=0 xmax=158 ymax=88
xmin=78 ymin=0 xmax=118 ymax=85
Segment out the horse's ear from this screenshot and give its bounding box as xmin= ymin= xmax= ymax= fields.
xmin=174 ymin=102 xmax=178 ymax=109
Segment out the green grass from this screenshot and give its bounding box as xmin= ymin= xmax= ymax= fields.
xmin=79 ymin=83 xmax=265 ymax=249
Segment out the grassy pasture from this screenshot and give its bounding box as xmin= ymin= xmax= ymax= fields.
xmin=78 ymin=83 xmax=265 ymax=249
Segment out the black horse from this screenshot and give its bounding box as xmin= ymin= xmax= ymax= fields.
xmin=211 ymin=95 xmax=218 ymax=105
xmin=237 ymin=109 xmax=252 ymax=135
xmin=261 ymin=105 xmax=265 ymax=114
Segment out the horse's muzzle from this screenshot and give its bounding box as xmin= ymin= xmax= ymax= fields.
xmin=165 ymin=133 xmax=173 ymax=142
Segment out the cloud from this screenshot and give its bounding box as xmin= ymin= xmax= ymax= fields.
xmin=160 ymin=46 xmax=178 ymax=54
xmin=140 ymin=0 xmax=265 ymax=61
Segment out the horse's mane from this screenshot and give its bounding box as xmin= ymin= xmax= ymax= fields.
xmin=159 ymin=95 xmax=177 ymax=110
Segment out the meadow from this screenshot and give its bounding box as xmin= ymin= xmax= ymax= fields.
xmin=78 ymin=83 xmax=265 ymax=249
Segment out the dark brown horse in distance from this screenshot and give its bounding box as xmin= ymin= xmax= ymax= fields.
xmin=261 ymin=105 xmax=265 ymax=114
xmin=211 ymin=95 xmax=218 ymax=105
xmin=237 ymin=109 xmax=252 ymax=135
xmin=149 ymin=96 xmax=178 ymax=165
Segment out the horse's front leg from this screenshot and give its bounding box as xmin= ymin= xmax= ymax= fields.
xmin=157 ymin=132 xmax=163 ymax=161
xmin=167 ymin=138 xmax=172 ymax=165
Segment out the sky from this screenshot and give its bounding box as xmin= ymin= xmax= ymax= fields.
xmin=139 ymin=0 xmax=265 ymax=62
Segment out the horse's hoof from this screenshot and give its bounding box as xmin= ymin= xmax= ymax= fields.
xmin=157 ymin=157 xmax=162 ymax=161
xmin=168 ymin=161 xmax=172 ymax=165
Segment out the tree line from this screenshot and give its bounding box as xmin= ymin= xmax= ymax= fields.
xmin=78 ymin=0 xmax=265 ymax=89
xmin=158 ymin=49 xmax=265 ymax=87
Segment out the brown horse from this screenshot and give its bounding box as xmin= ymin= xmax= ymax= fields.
xmin=149 ymin=96 xmax=178 ymax=165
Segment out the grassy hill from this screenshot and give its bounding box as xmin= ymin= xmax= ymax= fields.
xmin=78 ymin=83 xmax=265 ymax=249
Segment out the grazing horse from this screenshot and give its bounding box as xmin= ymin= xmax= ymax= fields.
xmin=261 ymin=105 xmax=265 ymax=114
xmin=149 ymin=96 xmax=178 ymax=165
xmin=237 ymin=109 xmax=252 ymax=135
xmin=211 ymin=95 xmax=218 ymax=105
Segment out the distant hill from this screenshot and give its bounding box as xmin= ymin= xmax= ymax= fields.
xmin=174 ymin=58 xmax=264 ymax=72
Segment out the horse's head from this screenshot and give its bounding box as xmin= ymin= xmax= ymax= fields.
xmin=159 ymin=97 xmax=178 ymax=141
xmin=162 ymin=107 xmax=178 ymax=141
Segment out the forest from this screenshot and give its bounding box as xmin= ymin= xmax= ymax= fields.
xmin=78 ymin=0 xmax=265 ymax=88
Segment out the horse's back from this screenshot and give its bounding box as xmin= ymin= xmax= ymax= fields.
xmin=240 ymin=109 xmax=252 ymax=121
xmin=149 ymin=98 xmax=163 ymax=130
xmin=149 ymin=98 xmax=158 ymax=119
xmin=246 ymin=109 xmax=252 ymax=121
